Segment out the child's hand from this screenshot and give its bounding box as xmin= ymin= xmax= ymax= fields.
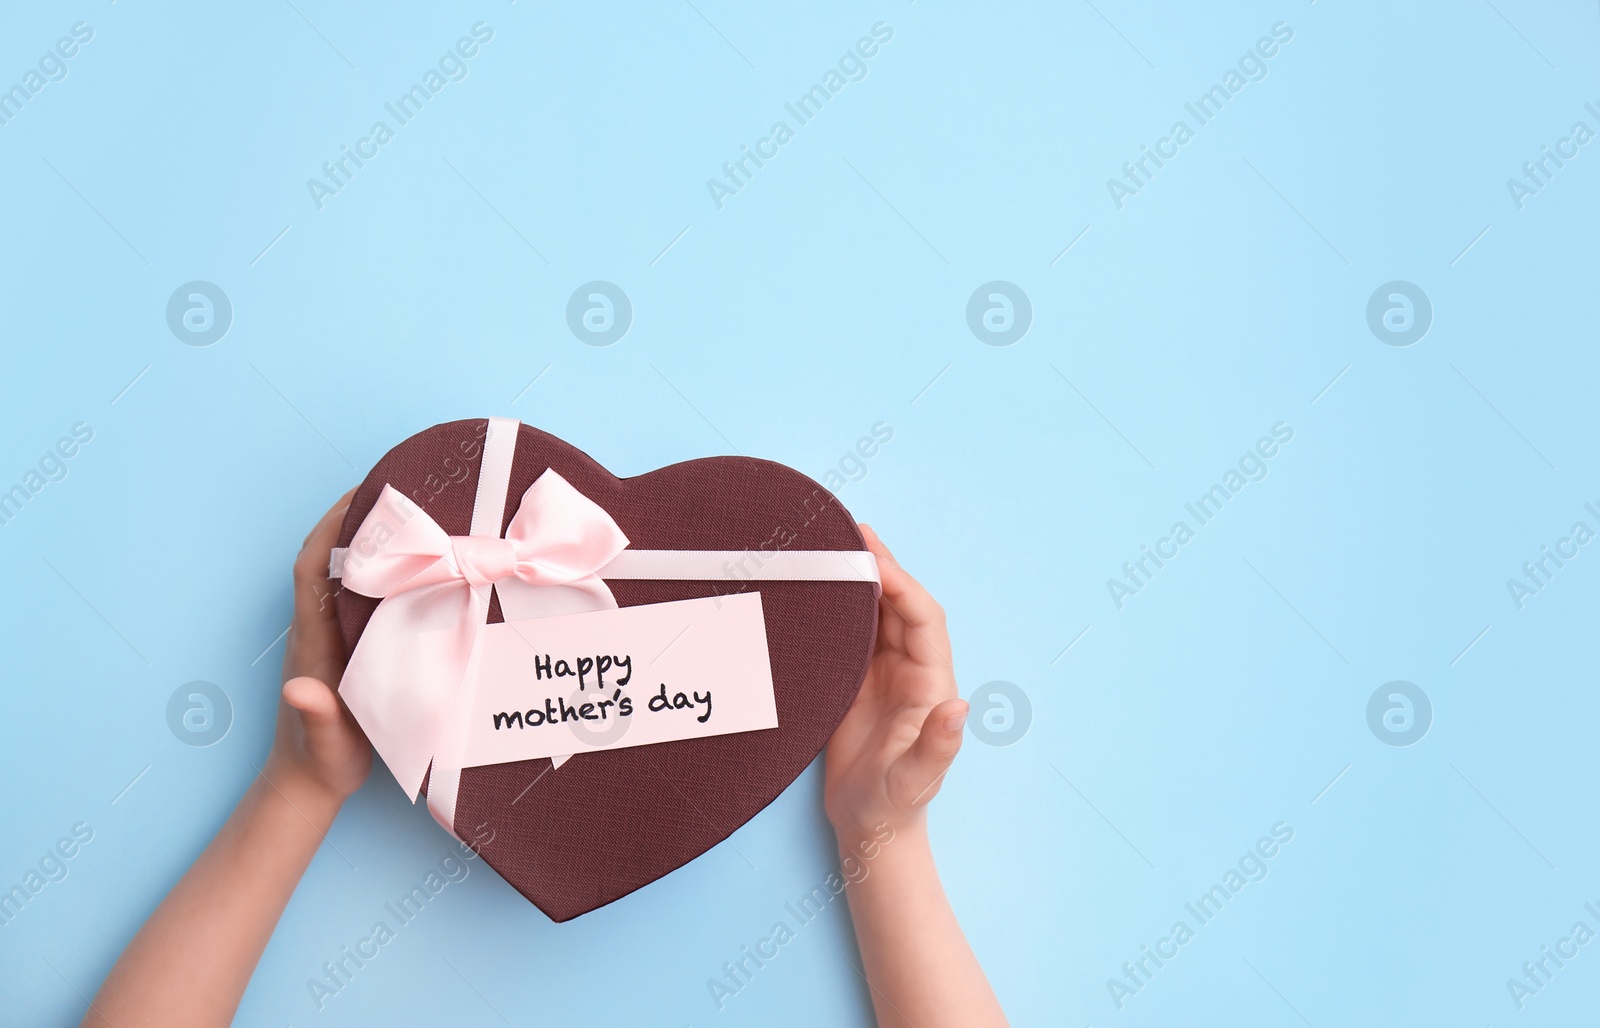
xmin=264 ymin=488 xmax=370 ymax=808
xmin=824 ymin=525 xmax=969 ymax=845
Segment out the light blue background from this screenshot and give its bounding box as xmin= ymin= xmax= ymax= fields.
xmin=2 ymin=1 xmax=1597 ymax=1024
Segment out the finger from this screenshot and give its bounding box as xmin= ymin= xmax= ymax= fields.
xmin=283 ymin=675 xmax=336 ymax=718
xmin=862 ymin=527 xmax=945 ymax=636
xmin=859 ymin=523 xmax=897 ymax=564
xmin=282 ymin=624 xmax=348 ymax=688
xmin=865 ymin=543 xmax=952 ymax=671
xmin=857 ymin=526 xmax=907 ymax=652
xmin=295 ymin=488 xmax=356 ymax=572
xmin=282 ymin=676 xmax=360 ymax=754
xmin=303 ymin=487 xmax=357 ymax=549
xmin=293 ymin=489 xmax=356 ymax=608
xmin=894 ymin=698 xmax=968 ymax=808
xmin=826 ymin=667 xmax=890 ymax=761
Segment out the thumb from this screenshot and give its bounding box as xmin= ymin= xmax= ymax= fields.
xmin=894 ymin=698 xmax=969 ymax=808
xmin=283 ymin=676 xmax=356 ymax=755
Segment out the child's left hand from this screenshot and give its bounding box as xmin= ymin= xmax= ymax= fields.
xmin=824 ymin=524 xmax=968 ymax=846
xmin=265 ymin=488 xmax=370 ymax=808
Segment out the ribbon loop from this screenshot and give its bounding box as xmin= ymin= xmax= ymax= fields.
xmin=341 ymin=487 xmax=457 ymax=597
xmin=503 ymin=469 xmax=629 ymax=583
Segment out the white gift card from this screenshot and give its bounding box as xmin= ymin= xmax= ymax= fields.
xmin=462 ymin=592 xmax=778 ymax=766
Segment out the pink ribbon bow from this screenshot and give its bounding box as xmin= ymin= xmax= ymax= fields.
xmin=337 ymin=470 xmax=629 ymax=811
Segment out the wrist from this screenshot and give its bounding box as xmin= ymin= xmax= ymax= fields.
xmin=832 ymin=814 xmax=928 ymax=860
xmin=833 ymin=821 xmax=940 ymax=905
xmin=258 ymin=755 xmax=347 ymax=828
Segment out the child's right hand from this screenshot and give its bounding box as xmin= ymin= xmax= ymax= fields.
xmin=823 ymin=525 xmax=969 ymax=846
xmin=821 ymin=528 xmax=1010 ymax=1027
xmin=265 ymin=488 xmax=370 ymax=809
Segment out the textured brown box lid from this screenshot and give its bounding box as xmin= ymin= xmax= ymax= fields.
xmin=336 ymin=420 xmax=876 ymax=921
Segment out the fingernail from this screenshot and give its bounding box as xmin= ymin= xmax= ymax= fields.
xmin=943 ymin=710 xmax=967 ymax=732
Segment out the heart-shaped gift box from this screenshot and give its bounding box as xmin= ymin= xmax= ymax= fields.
xmin=333 ymin=418 xmax=878 ymax=921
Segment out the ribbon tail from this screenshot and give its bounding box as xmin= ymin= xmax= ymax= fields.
xmin=339 ymin=581 xmax=483 ymax=801
xmin=421 ymin=574 xmax=612 ymax=816
xmin=423 ymin=585 xmax=493 ymax=841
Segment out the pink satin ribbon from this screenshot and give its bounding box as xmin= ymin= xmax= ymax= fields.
xmin=337 ymin=470 xmax=628 ymax=832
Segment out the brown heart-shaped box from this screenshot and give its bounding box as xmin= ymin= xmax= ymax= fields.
xmin=335 ymin=419 xmax=877 ymax=921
